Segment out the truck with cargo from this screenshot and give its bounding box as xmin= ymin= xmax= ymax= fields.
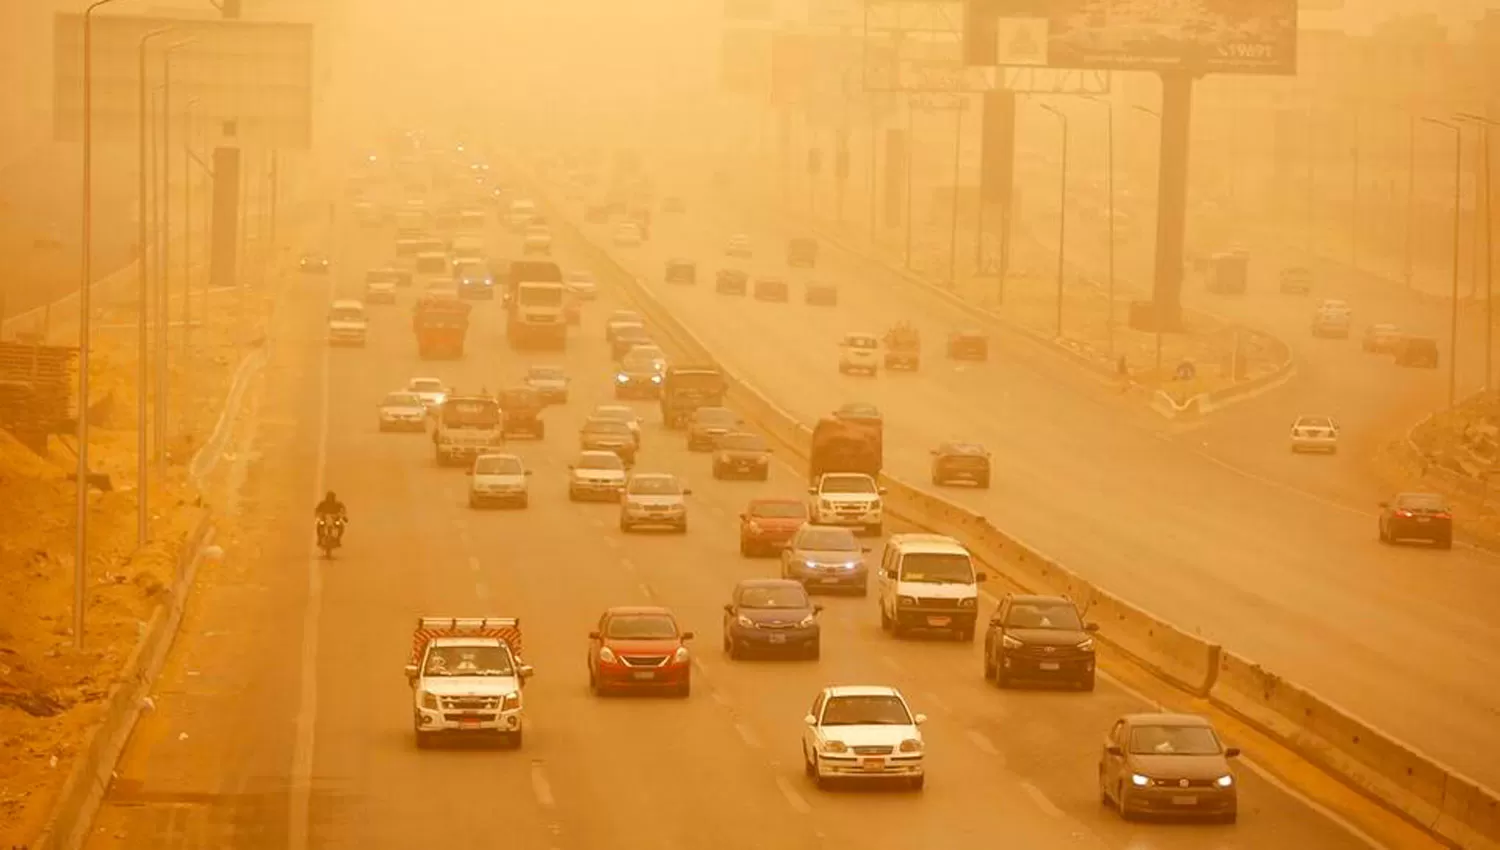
xmin=404 ymin=616 xmax=533 ymax=749
xmin=808 ymin=416 xmax=883 ymax=484
xmin=883 ymin=323 xmax=921 ymax=371
xmin=432 ymin=394 xmax=504 ymax=466
xmin=660 ymin=365 xmax=726 ymax=429
xmin=412 ymin=294 xmax=472 ymax=359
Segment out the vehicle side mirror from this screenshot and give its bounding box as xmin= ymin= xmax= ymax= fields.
xmin=567 ymin=464 xmax=574 ymax=469
xmin=806 ymin=487 xmax=817 ymax=495
xmin=682 ymin=488 xmax=692 ymax=495
xmin=724 ymin=603 xmax=735 ymax=615
xmin=1085 ymin=622 xmax=1100 ymax=632
xmin=519 ymin=664 xmax=535 ymax=679
xmin=913 ymin=714 xmax=927 ymax=726
xmin=465 ymin=469 xmax=474 ymax=476
xmin=738 ymin=513 xmax=747 ymax=520
xmin=681 ymin=631 xmax=695 ymax=640
xmin=524 ymin=470 xmax=533 ymax=476
xmin=804 ymin=714 xmax=817 ymax=726
xmin=812 ymin=604 xmax=823 ymax=613
xmin=975 ymin=573 xmax=988 ymax=583
xmin=588 ymin=631 xmax=601 ymax=640
xmin=403 ymin=664 xmax=419 ymax=683
xmin=878 ymin=487 xmax=888 ymax=494
xmin=1225 ymin=747 xmax=1241 ymax=758
xmin=1106 ymin=744 xmax=1123 ymax=756
xmin=1378 ymin=501 xmax=1389 ymax=508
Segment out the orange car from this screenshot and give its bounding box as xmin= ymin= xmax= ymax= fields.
xmin=738 ymin=498 xmax=809 ymax=557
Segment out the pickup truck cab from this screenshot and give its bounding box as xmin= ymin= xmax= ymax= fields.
xmin=839 ymin=332 xmax=880 ymax=376
xmin=404 ymin=616 xmax=534 ymax=749
xmin=808 ymin=472 xmax=885 ymax=536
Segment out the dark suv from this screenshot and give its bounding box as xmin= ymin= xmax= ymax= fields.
xmin=1378 ymin=492 xmax=1452 ymax=548
xmin=716 ymin=268 xmax=748 ymax=296
xmin=1394 ymin=336 xmax=1439 ymax=368
xmin=665 ymin=259 xmax=697 ymax=284
xmin=983 ymin=594 xmax=1098 ymax=690
xmin=930 ymin=442 xmax=991 ymax=488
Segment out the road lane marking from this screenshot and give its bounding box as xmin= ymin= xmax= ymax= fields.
xmin=468 ymin=555 xmax=481 ymax=572
xmin=1020 ymin=781 xmax=1064 ymax=818
xmin=710 ymin=689 xmax=733 ymax=708
xmin=530 ymin=761 xmax=556 ymax=808
xmin=475 ymin=582 xmax=490 ymax=601
xmin=458 ymin=529 xmax=471 ymax=546
xmin=965 ymin=728 xmax=1000 ymax=757
xmin=878 ymin=654 xmax=903 ymax=673
xmin=602 ymin=535 xmax=620 ymax=549
xmin=775 ymin=776 xmax=813 ymax=815
xmin=638 ymin=581 xmax=654 ymax=599
xmin=921 ymin=691 xmax=952 ymax=715
xmin=289 ymin=270 xmax=334 ymax=850
xmin=620 ymin=558 xmax=636 ymax=572
xmin=734 ymin=722 xmax=763 ymax=749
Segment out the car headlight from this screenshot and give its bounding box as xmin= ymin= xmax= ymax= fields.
xmin=1130 ymin=773 xmax=1151 ymax=787
xmin=599 ymin=646 xmax=617 ymax=664
xmin=842 ymin=561 xmax=859 ymax=570
xmin=651 ymin=374 xmax=661 ymax=383
xmin=420 ymin=691 xmax=439 ymax=710
xmin=870 ymin=499 xmax=883 ymax=510
xmin=819 ymin=500 xmax=834 ymax=511
xmin=898 ymin=595 xmax=917 ymax=607
xmin=804 ymin=560 xmax=819 ymax=569
xmin=737 ymin=615 xmax=754 ymax=628
xmin=1216 ymin=775 xmax=1234 ymax=788
xmin=616 ymin=373 xmax=629 ymax=383
xmin=959 ymin=597 xmax=976 ymax=607
xmin=898 ymin=738 xmax=923 ymax=753
xmin=1001 ymin=634 xmax=1023 ymax=649
xmin=822 ymin=740 xmax=848 ymax=754
xmin=718 ymin=453 xmax=730 ymax=463
xmin=798 ymin=614 xmax=816 ymax=628
xmin=500 ymin=692 xmax=521 ymax=712
xmin=672 ymin=646 xmax=690 ymax=663
xmin=1077 ymin=638 xmax=1095 ymax=651
xmin=746 ymin=521 xmax=763 ymax=534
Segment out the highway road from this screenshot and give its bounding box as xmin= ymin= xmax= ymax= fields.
xmin=534 ymin=162 xmax=1500 ymax=790
xmin=84 ymin=187 xmax=1371 ymax=849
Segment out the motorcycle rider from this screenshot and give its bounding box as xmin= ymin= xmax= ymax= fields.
xmin=315 ymin=491 xmax=348 ymax=544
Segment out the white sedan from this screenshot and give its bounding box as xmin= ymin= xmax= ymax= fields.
xmin=378 ymin=391 xmax=427 ymax=432
xmin=619 ymin=472 xmax=691 ymax=533
xmin=468 ymin=453 xmax=531 ymax=509
xmin=801 ymin=685 xmax=925 ymax=790
xmin=406 ymin=377 xmax=448 ymax=410
xmin=591 ymin=404 xmax=642 ymax=447
xmin=1289 ymin=415 xmax=1339 ymax=453
xmin=613 ymin=222 xmax=643 ymax=247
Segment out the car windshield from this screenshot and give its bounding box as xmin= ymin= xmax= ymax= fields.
xmin=628 ymin=477 xmax=682 ymax=495
xmin=330 ymin=307 xmax=364 ymax=323
xmin=1128 ymin=724 xmax=1223 ymax=756
xmin=609 ymin=311 xmax=641 ymax=324
xmin=528 ymin=367 xmax=565 ymax=381
xmin=752 ymin=502 xmax=807 ymax=520
xmin=821 ymin=695 xmax=911 ymax=726
xmin=1297 ymin=417 xmax=1333 ymax=429
xmin=739 ymin=585 xmax=809 ymax=609
xmin=694 ymin=408 xmax=737 ymax=427
xmin=1005 ymin=601 xmax=1083 ymax=630
xmin=605 ymin=614 xmax=678 ymax=639
xmin=718 ymin=434 xmax=765 ymax=452
xmin=475 ymin=456 xmax=523 ymax=475
xmin=838 ymin=404 xmax=880 ymax=418
xmin=423 ymin=645 xmax=514 ymax=677
xmin=443 ymin=399 xmax=501 ymax=427
xmin=845 ymin=336 xmax=878 ymax=349
xmin=585 ymin=420 xmax=631 ymax=436
xmin=1395 ymin=494 xmax=1447 ymax=511
xmin=577 ymin=453 xmax=624 ymax=471
xmin=941 ymin=443 xmax=985 ymax=455
xmin=593 ymin=407 xmax=632 ymax=423
xmin=416 ymin=255 xmax=448 ymax=274
xmin=899 ymin=552 xmax=973 ymax=584
xmin=797 ymin=528 xmax=857 ymax=551
xmin=383 ymin=392 xmax=422 ymax=407
xmin=821 ymin=475 xmax=875 ymax=494
xmin=410 ymin=380 xmax=443 ymax=393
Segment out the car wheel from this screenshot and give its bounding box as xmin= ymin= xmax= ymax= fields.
xmin=977 ymin=474 xmax=991 ymax=489
xmin=1117 ymin=785 xmax=1133 ymax=819
xmin=1081 ymin=673 xmax=1097 ymax=692
xmin=909 ymin=775 xmax=925 ymax=791
xmin=1438 ymin=534 xmax=1453 ymax=550
xmin=957 ymin=627 xmax=975 ymax=643
xmin=468 ymin=495 xmax=479 ymax=509
xmin=676 ymin=678 xmax=691 ymax=698
xmin=568 ymin=488 xmax=580 ymax=502
xmin=1099 ymin=769 xmax=1111 ymax=804
xmin=856 ymin=584 xmax=868 ymax=598
xmin=995 ymin=664 xmax=1011 ymax=689
xmin=1219 ymin=811 xmax=1238 ymax=825
xmin=1377 ymin=522 xmax=1389 ymax=543
xmin=983 ymin=650 xmax=996 ymax=680
xmin=803 ymin=744 xmax=816 ymax=778
xmin=880 ymin=604 xmax=892 ymax=632
xmin=807 ymin=641 xmax=820 ymax=661
xmin=518 ymin=496 xmax=529 ymax=510
xmin=739 ymin=539 xmax=751 ymax=557
xmin=712 ymin=463 xmax=723 ymax=479
xmin=414 ymin=729 xmax=434 ymax=749
xmin=504 ymin=728 xmax=523 ymax=749
xmin=677 ymin=520 xmax=688 ymax=534
xmin=757 ymin=469 xmax=769 ymax=481
xmin=866 ymin=522 xmax=883 ymax=536
xmin=619 ymin=518 xmax=632 ymax=532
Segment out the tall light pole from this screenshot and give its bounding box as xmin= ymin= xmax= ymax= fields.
xmin=1404 ymin=114 xmax=1416 ymax=290
xmin=1423 ymin=117 xmax=1462 ymax=409
xmin=947 ymin=96 xmax=964 ymax=287
xmin=183 ymin=97 xmax=199 ymax=362
xmin=1084 ymin=94 xmax=1117 ymax=354
xmin=1040 ymin=102 xmax=1069 ymax=338
xmin=78 ymin=0 xmax=127 ymax=648
xmin=904 ymin=95 xmax=914 ymax=270
xmin=158 ymin=38 xmax=194 ymax=464
xmin=1457 ymin=112 xmax=1497 ymax=393
xmin=136 ymin=27 xmax=170 ymax=548
xmin=1133 ymin=104 xmax=1164 ymax=370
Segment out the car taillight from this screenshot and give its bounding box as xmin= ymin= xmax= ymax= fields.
xmin=1395 ymin=510 xmax=1413 ymax=518
xmin=1434 ymin=512 xmax=1452 ymax=520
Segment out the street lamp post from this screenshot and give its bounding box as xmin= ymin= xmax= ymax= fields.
xmin=1084 ymin=94 xmax=1117 ymax=354
xmin=904 ymin=95 xmax=914 ymax=270
xmin=1423 ymin=117 xmax=1462 ymax=409
xmin=136 ymin=26 xmax=171 ymax=548
xmin=1133 ymin=104 xmax=1163 ymax=370
xmin=1457 ymin=112 xmax=1497 ymax=393
xmin=1404 ymin=114 xmax=1416 ymax=290
xmin=183 ymin=97 xmax=199 ymax=362
xmin=947 ymin=97 xmax=963 ymax=287
xmin=1039 ymin=102 xmax=1069 ymax=337
xmin=77 ymin=0 xmax=127 ymax=648
xmin=157 ymin=39 xmax=194 ymax=464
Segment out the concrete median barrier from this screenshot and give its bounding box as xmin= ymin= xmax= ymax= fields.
xmin=526 ymin=165 xmax=1494 ymax=848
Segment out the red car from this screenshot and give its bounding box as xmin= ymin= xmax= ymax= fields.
xmin=739 ymin=498 xmax=809 ymax=557
xmin=587 ymin=606 xmax=694 ymax=697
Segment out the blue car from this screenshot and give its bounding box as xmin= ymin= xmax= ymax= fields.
xmin=722 ymin=578 xmax=822 ymax=660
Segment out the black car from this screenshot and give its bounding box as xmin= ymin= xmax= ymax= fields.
xmin=753 ymin=276 xmax=789 ymax=302
xmin=615 ymin=348 xmax=665 ymax=399
xmin=930 ymin=442 xmax=991 ymax=488
xmin=1394 ymin=336 xmax=1439 ymax=368
xmin=1378 ymin=492 xmax=1452 ymax=548
xmin=299 ymin=254 xmax=330 ymax=274
xmin=579 ymin=417 xmax=637 ymax=465
xmin=803 ymin=280 xmax=837 ymax=306
xmin=786 ymin=237 xmax=818 ymax=268
xmin=712 ymin=432 xmax=772 ymax=480
xmin=665 ymin=259 xmax=697 ymax=285
xmin=722 ymin=578 xmax=821 ymax=660
xmin=715 ymin=268 xmax=748 ymax=296
xmin=983 ymin=594 xmax=1098 ymax=690
xmin=947 ymin=329 xmax=989 ymax=361
xmin=687 ymin=406 xmax=743 ymax=452
xmin=611 ymin=326 xmax=654 ymax=360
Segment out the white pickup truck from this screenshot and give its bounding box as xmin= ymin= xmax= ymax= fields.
xmin=404 ymin=616 xmax=534 ymax=749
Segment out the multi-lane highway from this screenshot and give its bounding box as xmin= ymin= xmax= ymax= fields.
xmin=85 ymin=189 xmax=1373 ymax=848
xmin=534 ymin=163 xmax=1500 ymax=789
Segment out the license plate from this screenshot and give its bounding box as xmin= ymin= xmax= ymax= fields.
xmin=819 ymin=578 xmax=841 ymax=584
xmin=769 ymin=634 xmax=786 ymax=644
xmin=1171 ymin=795 xmax=1198 ymax=806
xmin=1039 ymin=661 xmax=1060 ymax=671
xmin=632 ymin=671 xmax=655 ymax=680
xmin=1416 ymin=517 xmax=1430 ymax=523
xmin=459 ymin=718 xmax=481 ymax=728
xmin=860 ymin=758 xmax=883 ymax=771
xmin=928 ymin=616 xmax=951 ymax=627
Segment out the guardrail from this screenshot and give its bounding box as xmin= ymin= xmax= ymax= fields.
xmin=523 ymin=165 xmax=1500 ymax=850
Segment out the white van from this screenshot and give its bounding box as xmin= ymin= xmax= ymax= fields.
xmin=507 ymin=199 xmax=537 ymax=231
xmin=838 ymin=332 xmax=880 ymax=375
xmin=414 ymin=251 xmax=453 ymax=289
xmin=876 ymin=534 xmax=985 ymax=641
xmin=327 ymin=299 xmax=367 ymax=347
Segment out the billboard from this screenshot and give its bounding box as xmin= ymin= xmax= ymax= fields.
xmin=964 ymin=0 xmax=1298 ymax=76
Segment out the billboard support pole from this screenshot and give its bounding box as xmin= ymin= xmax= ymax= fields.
xmin=1150 ymin=71 xmax=1193 ymax=330
xmin=904 ymin=96 xmax=914 ymax=269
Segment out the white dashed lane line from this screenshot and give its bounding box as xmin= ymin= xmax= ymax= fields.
xmin=1020 ymin=781 xmax=1064 ymax=818
xmin=965 ymin=728 xmax=1000 ymax=758
xmin=637 ymin=582 xmax=654 ymax=599
xmin=774 ymin=776 xmax=813 ymax=815
xmin=734 ymin=722 xmax=763 ymax=750
xmin=530 ymin=760 xmax=556 ymax=808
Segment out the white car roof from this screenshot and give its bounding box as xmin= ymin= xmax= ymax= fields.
xmin=595 ymin=405 xmax=632 ymax=415
xmin=823 ymin=472 xmax=874 ymax=482
xmin=409 ymin=377 xmax=443 ymax=386
xmin=475 ymin=452 xmax=522 ymax=463
xmin=331 ymin=299 xmax=365 ymax=309
xmin=886 ymin=533 xmax=969 ymax=556
xmin=416 ymin=251 xmax=449 ymax=260
xmin=630 ymin=472 xmax=678 ymax=482
xmin=824 ymin=685 xmax=904 ymax=699
xmin=578 ymin=450 xmax=623 ymax=461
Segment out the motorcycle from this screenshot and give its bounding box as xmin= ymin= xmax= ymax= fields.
xmin=316 ymin=515 xmax=346 ymax=558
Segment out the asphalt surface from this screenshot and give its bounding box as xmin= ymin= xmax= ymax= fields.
xmin=539 ymin=169 xmax=1500 ymax=790
xmin=82 ymin=196 xmax=1370 ymax=849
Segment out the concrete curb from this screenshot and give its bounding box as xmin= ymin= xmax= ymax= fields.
xmin=189 ymin=346 xmax=269 ymax=489
xmin=29 ymin=518 xmax=214 ymax=850
xmin=523 ymin=163 xmax=1500 ymax=850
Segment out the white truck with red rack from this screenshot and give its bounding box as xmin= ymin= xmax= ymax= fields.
xmin=403 ymin=616 xmax=533 ymax=749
